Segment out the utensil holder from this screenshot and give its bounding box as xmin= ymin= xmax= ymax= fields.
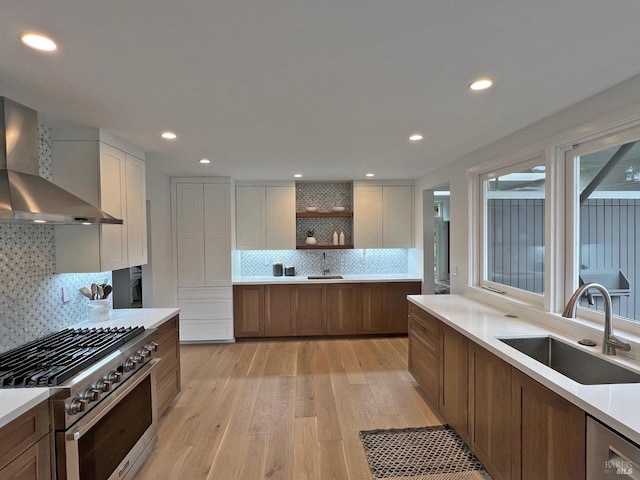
xmin=88 ymin=299 xmax=111 ymax=322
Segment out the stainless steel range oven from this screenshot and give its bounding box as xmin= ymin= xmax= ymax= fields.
xmin=0 ymin=326 xmax=160 ymax=480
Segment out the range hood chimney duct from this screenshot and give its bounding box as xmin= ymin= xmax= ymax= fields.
xmin=0 ymin=97 xmax=123 ymax=224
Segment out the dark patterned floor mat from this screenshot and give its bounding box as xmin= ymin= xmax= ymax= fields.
xmin=360 ymin=425 xmax=493 ymax=479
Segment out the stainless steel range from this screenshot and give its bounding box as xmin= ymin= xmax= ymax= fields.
xmin=0 ymin=326 xmax=160 ymax=480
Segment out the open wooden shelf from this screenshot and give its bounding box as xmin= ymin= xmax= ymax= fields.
xmin=296 ymin=211 xmax=353 ymax=218
xmin=296 ymin=244 xmax=354 ymax=250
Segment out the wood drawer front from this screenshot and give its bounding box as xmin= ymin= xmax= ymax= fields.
xmin=155 ymin=315 xmax=179 ymax=343
xmin=408 ymin=336 xmax=439 ymax=406
xmin=156 ymin=366 xmax=180 ymax=417
xmin=0 ymin=401 xmax=50 ymax=472
xmin=409 ymin=317 xmax=439 ymax=356
xmin=156 ymin=331 xmax=179 ymax=381
xmin=409 ymin=304 xmax=440 ymax=337
xmin=0 ymin=434 xmax=51 ymax=480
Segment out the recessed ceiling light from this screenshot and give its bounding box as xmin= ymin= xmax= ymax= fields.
xmin=409 ymin=134 xmax=423 ymax=142
xmin=199 ymin=158 xmax=211 ymax=164
xmin=469 ymin=78 xmax=494 ymax=91
xmin=161 ymin=131 xmax=177 ymax=140
xmin=294 ymin=174 xmax=303 ymax=178
xmin=366 ymin=173 xmax=375 ymax=177
xmin=19 ymin=32 xmax=57 ymax=52
xmin=82 ymin=222 xmax=91 ymax=225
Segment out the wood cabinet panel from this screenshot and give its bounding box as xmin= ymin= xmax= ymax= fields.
xmin=0 ymin=435 xmax=50 ymax=480
xmin=511 ymin=369 xmax=585 ymax=480
xmin=468 ymin=343 xmax=512 ymax=480
xmin=0 ymin=401 xmax=49 ymax=472
xmin=326 ymin=284 xmax=359 ymax=335
xmin=154 ymin=315 xmax=181 ymax=416
xmin=295 ymin=284 xmax=326 ymax=336
xmin=439 ymin=323 xmax=468 ymax=439
xmin=359 ymin=283 xmax=387 ymax=334
xmin=233 ymin=285 xmax=265 ymax=337
xmin=265 ymin=285 xmax=295 ymax=336
xmin=387 ymin=282 xmax=421 ymax=334
xmin=156 ymin=365 xmax=180 ymax=418
xmin=408 ymin=329 xmax=439 ymax=407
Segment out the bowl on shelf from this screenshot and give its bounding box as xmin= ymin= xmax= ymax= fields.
xmin=331 ymin=206 xmax=345 ymax=212
xmin=305 ymin=206 xmax=318 ymax=212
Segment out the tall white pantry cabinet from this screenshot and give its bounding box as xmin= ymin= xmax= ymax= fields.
xmin=172 ymin=177 xmax=233 ymax=341
xmin=52 ymin=129 xmax=147 ymax=273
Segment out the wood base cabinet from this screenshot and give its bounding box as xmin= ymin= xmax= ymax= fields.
xmin=0 ymin=401 xmax=51 ymax=480
xmin=326 ymin=284 xmax=359 ymax=335
xmin=387 ymin=282 xmax=421 ymax=333
xmin=233 ymin=285 xmax=265 ymax=337
xmin=154 ymin=315 xmax=181 ymax=416
xmin=408 ymin=302 xmax=587 ymax=480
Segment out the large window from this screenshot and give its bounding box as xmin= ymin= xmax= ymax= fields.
xmin=480 ymin=158 xmax=546 ymax=296
xmin=566 ymin=131 xmax=640 ymax=322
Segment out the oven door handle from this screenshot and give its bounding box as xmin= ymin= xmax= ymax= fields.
xmin=66 ymin=358 xmax=160 ymax=441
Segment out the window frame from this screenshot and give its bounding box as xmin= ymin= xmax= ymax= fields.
xmin=478 ymin=154 xmax=547 ymax=307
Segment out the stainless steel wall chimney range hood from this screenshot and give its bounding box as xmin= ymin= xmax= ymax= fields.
xmin=0 ymin=97 xmax=123 ymax=224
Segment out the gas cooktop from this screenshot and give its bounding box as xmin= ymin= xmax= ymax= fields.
xmin=0 ymin=326 xmax=145 ymax=387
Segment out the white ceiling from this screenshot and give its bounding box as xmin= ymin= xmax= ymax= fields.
xmin=2 ymin=1 xmax=640 ymax=181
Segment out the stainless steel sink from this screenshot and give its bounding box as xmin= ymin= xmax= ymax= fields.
xmin=497 ymin=336 xmax=640 ymax=385
xmin=307 ymin=275 xmax=343 ymax=280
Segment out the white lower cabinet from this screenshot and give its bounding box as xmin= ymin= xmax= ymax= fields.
xmin=172 ymin=178 xmax=233 ymax=341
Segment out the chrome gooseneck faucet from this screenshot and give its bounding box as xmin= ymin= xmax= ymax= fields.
xmin=562 ymin=282 xmax=631 ymax=355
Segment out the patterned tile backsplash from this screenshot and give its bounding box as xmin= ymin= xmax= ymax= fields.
xmin=240 ymin=249 xmax=408 ymax=276
xmin=0 ymin=127 xmax=112 ymax=353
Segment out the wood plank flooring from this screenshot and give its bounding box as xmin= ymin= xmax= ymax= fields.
xmin=135 ymin=338 xmax=443 ymax=480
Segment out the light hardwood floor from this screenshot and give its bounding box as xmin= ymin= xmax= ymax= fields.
xmin=135 ymin=338 xmax=442 ymax=480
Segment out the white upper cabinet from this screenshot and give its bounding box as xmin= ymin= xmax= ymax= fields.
xmin=354 ymin=182 xmax=413 ymax=249
xmin=235 ymin=183 xmax=295 ymax=250
xmin=52 ymin=130 xmax=147 ymax=273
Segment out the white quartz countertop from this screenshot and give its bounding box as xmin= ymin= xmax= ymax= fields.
xmin=408 ymin=294 xmax=640 ymax=445
xmin=0 ymin=307 xmax=180 ymax=430
xmin=233 ymin=274 xmax=422 ymax=285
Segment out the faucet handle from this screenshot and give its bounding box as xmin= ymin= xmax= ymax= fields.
xmin=607 ymin=334 xmax=631 ymax=353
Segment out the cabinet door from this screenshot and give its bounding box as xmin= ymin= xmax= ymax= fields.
xmin=265 ymin=285 xmax=295 ymax=336
xmin=176 ymin=184 xmax=205 ymax=287
xmin=99 ymin=143 xmax=128 ymax=271
xmin=386 ymin=282 xmax=421 ymax=334
xmin=359 ymin=283 xmax=387 ymax=333
xmin=354 ymin=186 xmax=383 ymax=248
xmin=295 ymin=284 xmax=326 ymax=335
xmin=125 ymin=154 xmax=147 ymax=267
xmin=233 ymin=285 xmax=265 ymax=337
xmin=326 ymin=284 xmax=359 ymax=335
xmin=468 ymin=343 xmax=512 ymax=480
xmin=511 ymin=369 xmax=585 ymax=480
xmin=204 ymin=183 xmax=231 ymax=285
xmin=0 ymin=435 xmax=51 ymax=480
xmin=236 ymin=186 xmax=266 ymax=250
xmin=266 ymin=186 xmax=296 ymax=250
xmin=439 ymin=323 xmax=468 ymax=439
xmin=382 ymin=186 xmax=413 ymax=247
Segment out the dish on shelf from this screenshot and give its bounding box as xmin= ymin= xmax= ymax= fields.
xmin=305 ymin=206 xmax=318 ymax=212
xmin=331 ymin=206 xmax=345 ymax=212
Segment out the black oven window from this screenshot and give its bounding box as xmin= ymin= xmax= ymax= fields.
xmin=79 ymin=376 xmax=153 ymax=480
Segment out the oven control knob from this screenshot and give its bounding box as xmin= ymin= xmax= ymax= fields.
xmin=133 ymin=353 xmax=143 ymax=364
xmin=140 ymin=347 xmax=151 ymax=359
xmin=81 ymin=388 xmax=101 ymax=402
xmin=145 ymin=342 xmax=159 ymax=352
xmin=124 ymin=358 xmax=137 ymax=371
xmin=105 ymin=369 xmax=123 ymax=384
xmin=96 ymin=378 xmax=113 ymax=392
xmin=68 ymin=398 xmax=89 ymax=415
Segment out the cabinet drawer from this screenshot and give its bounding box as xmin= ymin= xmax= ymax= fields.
xmin=155 ymin=315 xmax=178 ymax=343
xmin=180 ymin=319 xmax=233 ymax=341
xmin=409 ymin=317 xmax=440 ymax=356
xmin=178 ymin=287 xmax=233 ymax=299
xmin=156 ymin=365 xmax=180 ymax=417
xmin=178 ymin=298 xmax=232 ymax=320
xmin=0 ymin=434 xmax=51 ymax=480
xmin=0 ymin=401 xmax=50 ymax=472
xmin=409 ymin=304 xmax=440 ymax=336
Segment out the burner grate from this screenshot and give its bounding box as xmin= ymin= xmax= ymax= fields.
xmin=0 ymin=326 xmax=145 ymax=387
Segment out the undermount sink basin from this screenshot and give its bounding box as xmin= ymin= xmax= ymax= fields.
xmin=307 ymin=275 xmax=343 ymax=280
xmin=497 ymin=336 xmax=640 ymax=385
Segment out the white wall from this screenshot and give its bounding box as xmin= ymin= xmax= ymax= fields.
xmin=143 ymin=166 xmax=174 ymax=307
xmin=413 ymin=73 xmax=640 ymax=294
